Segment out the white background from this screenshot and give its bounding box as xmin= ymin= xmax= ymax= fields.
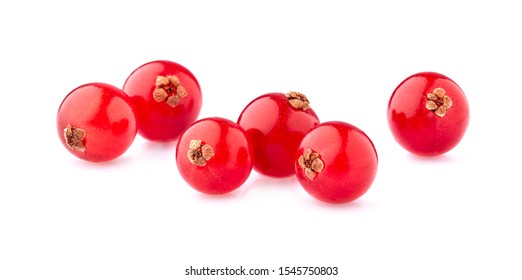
xmin=1 ymin=0 xmax=521 ymax=279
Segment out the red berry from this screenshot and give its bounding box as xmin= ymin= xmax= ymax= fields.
xmin=57 ymin=83 xmax=138 ymax=162
xmin=237 ymin=92 xmax=320 ymax=178
xmin=123 ymin=60 xmax=202 ymax=142
xmin=387 ymin=72 xmax=470 ymax=156
xmin=295 ymin=121 xmax=378 ymax=204
xmin=176 ymin=117 xmax=254 ymax=195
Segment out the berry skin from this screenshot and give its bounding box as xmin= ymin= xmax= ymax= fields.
xmin=57 ymin=83 xmax=138 ymax=162
xmin=176 ymin=117 xmax=254 ymax=195
xmin=295 ymin=121 xmax=378 ymax=204
xmin=387 ymin=72 xmax=470 ymax=156
xmin=123 ymin=60 xmax=202 ymax=142
xmin=237 ymin=92 xmax=320 ymax=178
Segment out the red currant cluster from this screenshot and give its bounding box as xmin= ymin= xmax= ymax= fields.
xmin=57 ymin=60 xmax=470 ymax=204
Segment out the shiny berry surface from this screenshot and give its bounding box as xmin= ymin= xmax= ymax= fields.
xmin=237 ymin=92 xmax=319 ymax=178
xmin=57 ymin=83 xmax=138 ymax=162
xmin=387 ymin=72 xmax=470 ymax=156
xmin=123 ymin=60 xmax=202 ymax=142
xmin=295 ymin=121 xmax=378 ymax=204
xmin=176 ymin=117 xmax=254 ymax=195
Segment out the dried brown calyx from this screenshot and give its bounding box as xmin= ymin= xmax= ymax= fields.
xmin=285 ymin=91 xmax=310 ymax=110
xmin=153 ymin=75 xmax=188 ymax=107
xmin=187 ymin=140 xmax=215 ymax=166
xmin=426 ymin=87 xmax=453 ymax=118
xmin=298 ymin=148 xmax=324 ymax=180
xmin=64 ymin=124 xmax=85 ymax=152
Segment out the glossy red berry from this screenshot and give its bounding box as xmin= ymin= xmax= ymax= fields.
xmin=57 ymin=83 xmax=138 ymax=162
xmin=176 ymin=117 xmax=254 ymax=195
xmin=237 ymin=92 xmax=320 ymax=178
xmin=123 ymin=60 xmax=202 ymax=142
xmin=295 ymin=121 xmax=378 ymax=204
xmin=387 ymin=72 xmax=470 ymax=156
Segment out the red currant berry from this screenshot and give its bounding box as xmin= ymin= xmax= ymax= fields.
xmin=295 ymin=121 xmax=378 ymax=204
xmin=123 ymin=60 xmax=202 ymax=142
xmin=57 ymin=83 xmax=138 ymax=162
xmin=387 ymin=72 xmax=470 ymax=156
xmin=237 ymin=92 xmax=320 ymax=178
xmin=176 ymin=117 xmax=254 ymax=195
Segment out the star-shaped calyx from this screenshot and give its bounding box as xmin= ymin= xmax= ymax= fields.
xmin=187 ymin=140 xmax=215 ymax=167
xmin=298 ymin=148 xmax=324 ymax=180
xmin=426 ymin=87 xmax=453 ymax=117
xmin=153 ymin=75 xmax=188 ymax=107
